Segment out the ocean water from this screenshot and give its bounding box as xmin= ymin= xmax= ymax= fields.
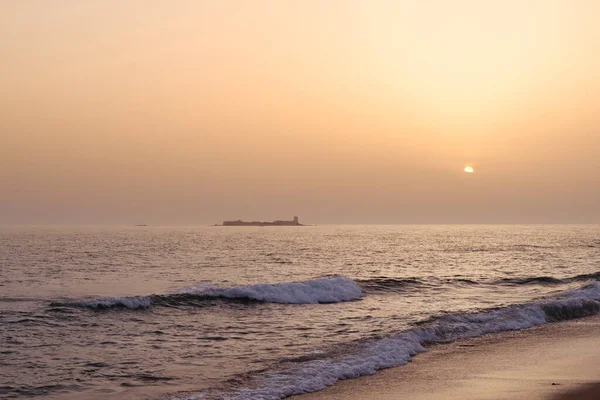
xmin=1 ymin=225 xmax=600 ymax=399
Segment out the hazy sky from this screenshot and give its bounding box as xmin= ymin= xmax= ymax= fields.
xmin=1 ymin=0 xmax=599 ymax=224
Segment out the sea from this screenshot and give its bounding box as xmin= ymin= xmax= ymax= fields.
xmin=1 ymin=225 xmax=600 ymax=399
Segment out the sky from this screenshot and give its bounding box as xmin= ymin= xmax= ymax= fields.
xmin=1 ymin=0 xmax=599 ymax=224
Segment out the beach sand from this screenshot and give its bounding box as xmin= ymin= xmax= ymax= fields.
xmin=294 ymin=315 xmax=600 ymax=400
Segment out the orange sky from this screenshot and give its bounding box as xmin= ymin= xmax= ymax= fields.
xmin=1 ymin=0 xmax=599 ymax=224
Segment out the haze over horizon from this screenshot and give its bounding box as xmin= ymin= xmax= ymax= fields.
xmin=2 ymin=1 xmax=599 ymax=225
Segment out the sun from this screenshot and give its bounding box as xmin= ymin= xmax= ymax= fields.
xmin=464 ymin=166 xmax=474 ymax=173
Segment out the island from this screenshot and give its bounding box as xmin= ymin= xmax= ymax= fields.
xmin=222 ymin=216 xmax=303 ymax=226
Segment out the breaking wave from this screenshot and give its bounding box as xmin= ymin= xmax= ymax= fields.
xmin=51 ymin=277 xmax=363 ymax=310
xmin=175 ymin=282 xmax=600 ymax=400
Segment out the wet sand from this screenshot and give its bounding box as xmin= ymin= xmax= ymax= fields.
xmin=294 ymin=315 xmax=600 ymax=400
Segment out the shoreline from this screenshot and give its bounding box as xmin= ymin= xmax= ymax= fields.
xmin=292 ymin=315 xmax=600 ymax=400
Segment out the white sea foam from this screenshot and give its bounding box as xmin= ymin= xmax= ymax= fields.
xmin=174 ymin=282 xmax=600 ymax=400
xmin=179 ymin=276 xmax=363 ymax=304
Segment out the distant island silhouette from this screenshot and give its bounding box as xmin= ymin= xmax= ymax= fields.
xmin=221 ymin=216 xmax=303 ymax=226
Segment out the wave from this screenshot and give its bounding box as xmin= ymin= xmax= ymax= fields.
xmin=359 ymin=271 xmax=600 ymax=293
xmin=358 ymin=276 xmax=480 ymax=292
xmin=357 ymin=277 xmax=425 ymax=292
xmin=0 ymin=297 xmax=41 ymax=303
xmin=50 ymin=271 xmax=600 ymax=310
xmin=175 ymin=282 xmax=600 ymax=400
xmin=497 ymin=271 xmax=600 ymax=286
xmin=51 ymin=277 xmax=363 ymax=310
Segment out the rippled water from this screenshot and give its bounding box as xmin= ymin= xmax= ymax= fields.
xmin=1 ymin=225 xmax=599 ymax=399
